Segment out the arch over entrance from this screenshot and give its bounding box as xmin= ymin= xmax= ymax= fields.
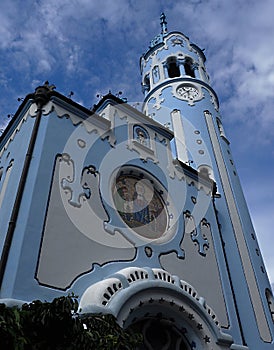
xmin=79 ymin=267 xmax=247 ymax=349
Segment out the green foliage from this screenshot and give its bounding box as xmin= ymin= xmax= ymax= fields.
xmin=0 ymin=294 xmax=142 ymax=350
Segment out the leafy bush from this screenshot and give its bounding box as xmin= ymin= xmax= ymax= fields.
xmin=0 ymin=294 xmax=142 ymax=350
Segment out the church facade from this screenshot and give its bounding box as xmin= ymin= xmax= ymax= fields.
xmin=0 ymin=14 xmax=273 ymax=349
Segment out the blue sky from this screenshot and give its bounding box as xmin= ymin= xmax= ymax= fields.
xmin=0 ymin=0 xmax=273 ymax=286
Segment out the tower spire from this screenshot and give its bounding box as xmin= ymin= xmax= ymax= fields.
xmin=160 ymin=12 xmax=167 ymax=34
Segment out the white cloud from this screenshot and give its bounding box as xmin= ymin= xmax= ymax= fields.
xmin=170 ymin=0 xmax=274 ymax=143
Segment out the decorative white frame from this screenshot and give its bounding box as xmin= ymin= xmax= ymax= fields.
xmin=172 ymin=82 xmax=204 ymax=106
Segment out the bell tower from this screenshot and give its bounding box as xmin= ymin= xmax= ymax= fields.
xmin=140 ymin=13 xmax=213 ymax=169
xmin=139 ymin=13 xmax=274 ymax=349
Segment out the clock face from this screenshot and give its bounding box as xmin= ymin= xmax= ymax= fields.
xmin=176 ymin=84 xmax=199 ymax=101
xmin=112 ymin=173 xmax=168 ymax=239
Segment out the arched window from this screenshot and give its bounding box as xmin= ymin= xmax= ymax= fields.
xmin=152 ymin=65 xmax=160 ymax=84
xmin=133 ymin=125 xmax=150 ymax=147
xmin=166 ymin=57 xmax=180 ymax=78
xmin=184 ymin=58 xmax=195 ymax=78
xmin=142 ymin=74 xmax=150 ymax=93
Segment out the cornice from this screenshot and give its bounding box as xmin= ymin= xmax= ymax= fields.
xmin=143 ymin=77 xmax=219 ymax=109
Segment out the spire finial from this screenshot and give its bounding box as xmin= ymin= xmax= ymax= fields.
xmin=160 ymin=12 xmax=167 ymax=34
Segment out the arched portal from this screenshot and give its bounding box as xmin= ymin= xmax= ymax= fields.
xmin=79 ymin=267 xmax=243 ymax=349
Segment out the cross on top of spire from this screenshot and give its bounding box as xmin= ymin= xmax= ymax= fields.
xmin=147 ymin=13 xmax=168 ymax=50
xmin=160 ymin=12 xmax=168 ymax=34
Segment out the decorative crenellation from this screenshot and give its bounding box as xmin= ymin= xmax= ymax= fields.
xmin=29 ymin=100 xmax=54 ymax=117
xmin=168 ymin=159 xmax=213 ymax=196
xmin=32 ymin=99 xmax=116 ymax=147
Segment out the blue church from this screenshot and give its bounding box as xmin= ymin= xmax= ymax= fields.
xmin=0 ymin=14 xmax=273 ymax=349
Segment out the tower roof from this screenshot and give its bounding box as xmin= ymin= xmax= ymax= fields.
xmin=142 ymin=13 xmax=206 ymax=63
